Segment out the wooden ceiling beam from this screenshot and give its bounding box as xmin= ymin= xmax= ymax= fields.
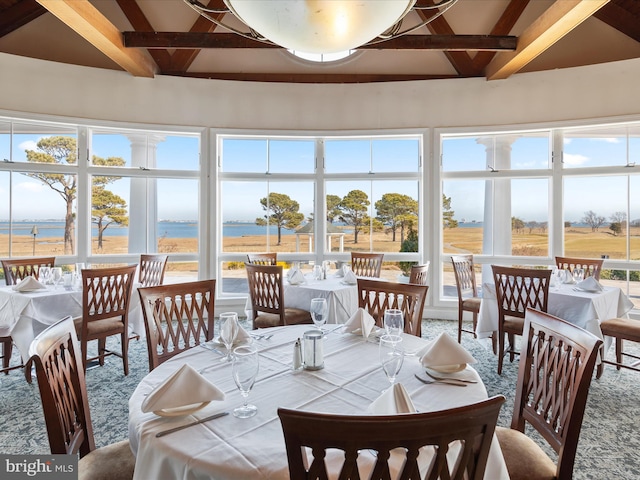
xmin=594 ymin=1 xmax=640 ymax=43
xmin=36 ymin=0 xmax=155 ymax=77
xmin=472 ymin=0 xmax=530 ymax=71
xmin=486 ymin=0 xmax=611 ymax=80
xmin=123 ymin=32 xmax=516 ymax=51
xmin=115 ymin=0 xmax=171 ymax=71
xmin=0 ymin=0 xmax=46 ymax=38
xmin=170 ymin=0 xmax=225 ymax=73
xmin=163 ymin=71 xmax=472 ymax=83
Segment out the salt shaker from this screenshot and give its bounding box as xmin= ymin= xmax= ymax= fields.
xmin=292 ymin=338 xmax=303 ymax=370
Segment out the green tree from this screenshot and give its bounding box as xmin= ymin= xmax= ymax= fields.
xmin=375 ymin=193 xmax=418 ymax=242
xmin=610 ymin=211 xmax=627 ymax=235
xmin=24 ymin=136 xmax=77 ymax=254
xmin=92 ymin=186 xmax=129 ymax=249
xmin=256 ymin=192 xmax=304 ymax=245
xmin=24 ymin=136 xmax=127 ymax=254
xmin=399 ymin=227 xmax=419 ymax=276
xmin=338 ymin=190 xmax=370 ymax=244
xmin=443 ymin=194 xmax=458 ymax=229
xmin=512 ymin=217 xmax=525 ymax=233
xmin=610 ymin=222 xmax=622 ymax=236
xmin=326 ymin=194 xmax=342 ymax=223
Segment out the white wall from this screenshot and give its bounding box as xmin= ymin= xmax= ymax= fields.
xmin=1 ymin=52 xmax=639 ymax=130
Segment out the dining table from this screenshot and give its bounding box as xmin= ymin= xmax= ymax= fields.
xmin=476 ymin=280 xmax=634 ymax=351
xmin=0 ymin=283 xmax=144 ymax=362
xmin=245 ymin=272 xmax=359 ymax=324
xmin=128 ymin=324 xmax=510 ymax=480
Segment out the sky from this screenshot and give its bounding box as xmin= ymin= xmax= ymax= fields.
xmin=1 ymin=129 xmax=638 ymax=224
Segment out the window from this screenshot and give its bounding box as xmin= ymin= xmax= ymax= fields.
xmin=217 ymin=134 xmax=422 ymax=294
xmin=0 ymin=117 xmax=201 ymax=283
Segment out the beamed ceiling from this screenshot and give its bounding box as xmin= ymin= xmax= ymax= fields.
xmin=0 ymin=0 xmax=639 ymax=83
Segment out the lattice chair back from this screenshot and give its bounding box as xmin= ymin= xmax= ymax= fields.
xmin=139 ymin=279 xmax=216 ymax=371
xmin=139 ymin=254 xmax=168 ymax=287
xmin=492 ymin=266 xmax=551 ymax=320
xmin=357 ymin=278 xmax=428 ymax=337
xmin=279 ymin=395 xmax=505 ymax=480
xmin=350 ymin=252 xmax=384 ymax=278
xmin=246 ymin=253 xmax=277 ymax=266
xmin=1 ymin=256 xmax=56 ymax=285
xmin=409 ymin=263 xmax=429 ymax=285
xmin=513 ymin=308 xmax=602 ymax=479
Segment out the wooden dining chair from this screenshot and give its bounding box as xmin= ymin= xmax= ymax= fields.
xmin=451 ymin=255 xmax=482 ymax=344
xmin=596 ymin=316 xmax=640 ymax=378
xmin=27 ymin=316 xmax=135 ymax=479
xmin=496 ymin=308 xmax=602 ymax=480
xmin=492 ymin=265 xmax=551 ymax=375
xmin=139 ymin=254 xmax=168 ymax=287
xmin=555 ymin=256 xmax=604 ymax=281
xmin=1 ymin=256 xmax=56 ymax=285
xmin=356 ymin=278 xmax=428 ymax=337
xmin=75 ymin=264 xmax=137 ymax=375
xmin=1 ymin=256 xmax=55 ymax=376
xmin=408 ymin=262 xmax=429 ymax=285
xmin=139 ymin=279 xmax=215 ymax=371
xmin=246 ymin=253 xmax=277 ymax=265
xmin=245 ymin=263 xmax=312 ymax=329
xmin=350 ymin=252 xmax=384 ymax=278
xmin=278 ymin=395 xmax=505 ymax=480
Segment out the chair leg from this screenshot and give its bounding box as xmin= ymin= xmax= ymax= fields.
xmin=497 ymin=332 xmax=505 ymax=375
xmin=596 ymin=344 xmax=605 ymax=379
xmin=615 ymin=337 xmax=622 ymax=371
xmin=98 ymin=338 xmax=106 ymax=366
xmin=121 ymin=332 xmax=129 ymax=376
xmin=457 ymin=309 xmax=463 ymax=343
xmin=491 ymin=331 xmax=497 ymax=355
xmin=472 ymin=312 xmax=478 ymax=339
xmin=2 ymin=339 xmax=11 ymax=374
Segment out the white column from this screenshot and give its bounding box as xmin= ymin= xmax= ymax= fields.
xmin=127 ymin=134 xmax=165 ymax=254
xmin=479 ymin=136 xmax=514 ymax=284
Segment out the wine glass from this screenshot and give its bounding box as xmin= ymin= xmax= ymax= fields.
xmin=554 ymin=268 xmax=565 ymax=291
xmin=51 ymin=267 xmax=63 ymax=289
xmin=310 ymin=298 xmax=328 ymax=331
xmin=573 ymin=268 xmax=584 ymax=284
xmin=383 ymin=309 xmax=404 ymax=337
xmin=379 ymin=335 xmax=404 ymax=390
xmin=232 ymin=345 xmax=259 ymax=418
xmin=219 ymin=312 xmax=239 ymax=362
xmin=39 ymin=266 xmax=51 ymax=286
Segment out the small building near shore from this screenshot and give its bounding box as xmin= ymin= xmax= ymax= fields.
xmin=295 ymin=223 xmax=345 ymax=252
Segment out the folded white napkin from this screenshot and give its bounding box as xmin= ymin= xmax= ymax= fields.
xmin=141 ymin=364 xmax=225 ymax=413
xmin=343 ymin=269 xmax=358 ymax=285
xmin=287 ymin=267 xmax=300 ymax=279
xmin=344 ymin=308 xmax=376 ymax=338
xmin=367 ymin=383 xmax=416 ymax=415
xmin=288 ymin=269 xmax=306 ymax=285
xmin=576 ymin=276 xmax=603 ymax=292
xmin=419 ymin=332 xmax=476 ymax=371
xmin=216 ymin=323 xmax=251 ymax=346
xmin=12 ymin=276 xmax=46 ymax=292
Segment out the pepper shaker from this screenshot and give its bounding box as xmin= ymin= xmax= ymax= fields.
xmin=292 ymin=338 xmax=303 ymax=370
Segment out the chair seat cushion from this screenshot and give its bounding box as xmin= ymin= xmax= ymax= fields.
xmin=495 ymin=427 xmax=556 ymax=480
xmin=462 ymin=297 xmax=481 ymax=312
xmin=600 ymin=317 xmax=640 ymax=340
xmin=254 ymin=309 xmax=313 ymax=329
xmin=503 ymin=315 xmax=525 ymax=334
xmin=74 ymin=316 xmax=125 ymax=337
xmin=78 ymin=440 xmax=135 ymax=480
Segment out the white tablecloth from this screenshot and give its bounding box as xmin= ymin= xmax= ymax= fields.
xmin=129 ymin=325 xmax=509 ymax=480
xmin=476 ymin=282 xmax=634 ymax=344
xmin=245 ymin=274 xmax=359 ymax=324
xmin=0 ymin=285 xmax=144 ymax=361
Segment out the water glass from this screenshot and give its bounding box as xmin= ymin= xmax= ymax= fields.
xmin=232 ymin=345 xmax=259 ymax=418
xmin=379 ymin=335 xmax=404 ymax=389
xmin=383 ymin=309 xmax=404 ymax=336
xmin=310 ymin=298 xmax=328 ymax=330
xmin=39 ymin=266 xmax=51 ymax=286
xmin=51 ymin=267 xmax=63 ymax=289
xmin=219 ymin=312 xmax=239 ymax=362
xmin=554 ymin=269 xmax=565 ymax=290
xmin=313 ymin=265 xmax=323 ymax=281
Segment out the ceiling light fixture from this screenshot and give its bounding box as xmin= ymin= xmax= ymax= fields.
xmin=184 ymin=0 xmax=459 ymax=55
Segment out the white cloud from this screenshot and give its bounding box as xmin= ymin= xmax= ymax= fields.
xmin=563 ymin=153 xmax=589 ymax=166
xmin=18 ymin=140 xmax=38 ymax=151
xmin=591 ymin=137 xmax=619 ymax=143
xmin=16 ymin=181 xmax=46 ymax=192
